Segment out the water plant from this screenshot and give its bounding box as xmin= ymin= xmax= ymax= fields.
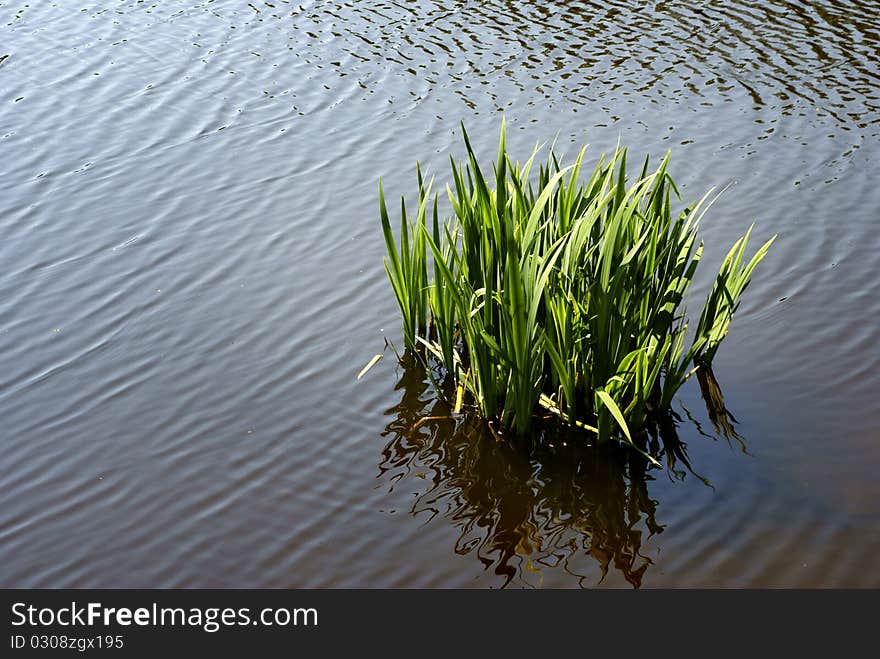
xmin=378 ymin=120 xmax=774 ymax=459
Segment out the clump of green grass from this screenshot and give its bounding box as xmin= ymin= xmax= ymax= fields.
xmin=379 ymin=120 xmax=774 ymax=459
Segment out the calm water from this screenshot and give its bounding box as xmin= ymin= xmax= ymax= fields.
xmin=1 ymin=0 xmax=878 ymax=588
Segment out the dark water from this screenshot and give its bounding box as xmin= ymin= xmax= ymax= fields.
xmin=1 ymin=1 xmax=878 ymax=587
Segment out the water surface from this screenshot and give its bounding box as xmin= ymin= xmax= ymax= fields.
xmin=1 ymin=0 xmax=878 ymax=587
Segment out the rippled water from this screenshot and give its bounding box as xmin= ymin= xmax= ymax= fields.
xmin=1 ymin=1 xmax=878 ymax=587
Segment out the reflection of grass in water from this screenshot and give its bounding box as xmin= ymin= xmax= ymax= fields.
xmin=378 ymin=357 xmax=719 ymax=588
xmin=695 ymin=360 xmax=745 ymax=447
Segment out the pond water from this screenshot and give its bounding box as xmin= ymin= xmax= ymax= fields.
xmin=1 ymin=0 xmax=878 ymax=587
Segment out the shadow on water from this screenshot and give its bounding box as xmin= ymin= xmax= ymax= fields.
xmin=377 ymin=356 xmax=734 ymax=588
